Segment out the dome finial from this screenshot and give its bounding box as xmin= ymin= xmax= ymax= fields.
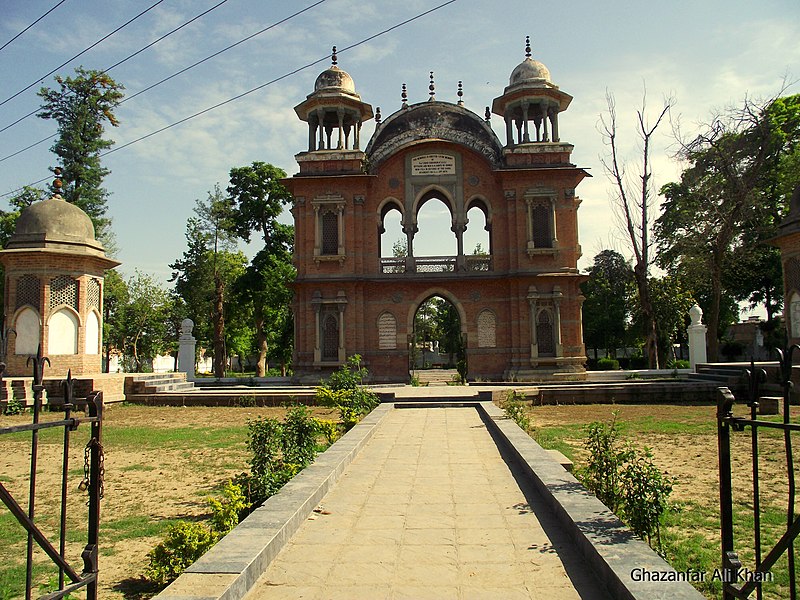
xmin=457 ymin=81 xmax=463 ymax=106
xmin=428 ymin=71 xmax=435 ymax=101
xmin=401 ymin=83 xmax=408 ymax=108
xmin=52 ymin=166 xmax=63 ymax=199
xmin=331 ymin=45 xmax=338 ymax=66
xmin=375 ymin=106 xmax=382 ymax=124
xmin=525 ymin=36 xmax=531 ymax=59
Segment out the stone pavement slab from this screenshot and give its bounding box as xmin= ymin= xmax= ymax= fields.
xmin=243 ymin=407 xmax=608 ymax=600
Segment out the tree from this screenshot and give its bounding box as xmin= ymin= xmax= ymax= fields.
xmin=117 ymin=270 xmax=170 ymax=371
xmin=170 ymin=188 xmax=246 ymax=377
xmin=581 ymin=250 xmax=634 ymax=359
xmin=225 ymin=162 xmax=294 ymax=377
xmin=648 ymin=275 xmax=694 ymax=366
xmin=37 ymin=67 xmax=124 ymax=238
xmin=656 ymin=94 xmax=800 ymax=360
xmin=102 ymin=268 xmax=128 ymax=372
xmin=600 ymin=92 xmax=673 ymax=368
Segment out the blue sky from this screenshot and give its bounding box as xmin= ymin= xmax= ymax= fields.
xmin=1 ymin=0 xmax=799 ymax=317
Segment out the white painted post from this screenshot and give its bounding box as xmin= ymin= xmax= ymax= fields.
xmin=177 ymin=318 xmax=196 ymax=382
xmin=687 ymin=304 xmax=708 ymax=372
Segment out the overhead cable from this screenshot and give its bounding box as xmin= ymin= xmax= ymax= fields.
xmin=0 ymin=0 xmax=70 ymax=53
xmin=0 ymin=0 xmax=459 ymax=198
xmin=0 ymin=0 xmax=167 ymax=108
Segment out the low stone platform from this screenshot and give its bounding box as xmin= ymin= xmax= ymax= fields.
xmin=156 ymin=399 xmax=704 ymax=600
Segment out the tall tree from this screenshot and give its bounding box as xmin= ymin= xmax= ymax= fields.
xmin=119 ymin=270 xmax=170 ymax=371
xmin=37 ymin=67 xmax=124 ymax=238
xmin=656 ymin=94 xmax=800 ymax=360
xmin=226 ymin=162 xmax=294 ymax=377
xmin=581 ymin=250 xmax=634 ymax=359
xmin=600 ymin=92 xmax=673 ymax=368
xmin=102 ymin=268 xmax=128 ymax=372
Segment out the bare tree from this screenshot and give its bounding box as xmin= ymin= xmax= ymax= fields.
xmin=600 ymin=91 xmax=673 ymax=369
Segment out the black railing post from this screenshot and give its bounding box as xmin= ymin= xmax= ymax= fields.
xmin=777 ymin=345 xmax=798 ymax=600
xmin=82 ymin=390 xmax=103 ymax=600
xmin=718 ymin=386 xmax=739 ymax=598
xmin=745 ymin=361 xmax=766 ymax=600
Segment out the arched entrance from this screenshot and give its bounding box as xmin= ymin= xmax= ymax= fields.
xmin=408 ymin=292 xmax=466 ymax=381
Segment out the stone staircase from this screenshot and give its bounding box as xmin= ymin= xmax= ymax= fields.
xmin=126 ymin=373 xmax=196 ymax=395
xmin=413 ymin=369 xmax=459 ymax=386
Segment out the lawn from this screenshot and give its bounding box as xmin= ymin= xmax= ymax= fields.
xmin=521 ymin=402 xmax=799 ymax=600
xmin=0 ymin=404 xmax=337 ymax=600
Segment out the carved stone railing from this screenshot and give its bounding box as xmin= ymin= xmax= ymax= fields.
xmin=380 ymin=255 xmax=492 ymax=274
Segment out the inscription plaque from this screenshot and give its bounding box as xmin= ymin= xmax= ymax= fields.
xmin=411 ymin=154 xmax=456 ymax=176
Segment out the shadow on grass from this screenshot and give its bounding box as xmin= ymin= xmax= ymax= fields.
xmin=112 ymin=576 xmax=163 ymax=600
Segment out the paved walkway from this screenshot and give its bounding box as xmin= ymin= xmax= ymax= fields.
xmin=244 ymin=406 xmax=609 ymax=600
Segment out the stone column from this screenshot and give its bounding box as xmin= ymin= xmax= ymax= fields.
xmin=687 ymin=304 xmax=708 ymax=372
xmin=177 ymin=318 xmax=196 ymax=382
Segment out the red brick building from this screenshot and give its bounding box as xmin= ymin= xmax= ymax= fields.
xmin=286 ymin=42 xmax=589 ymax=383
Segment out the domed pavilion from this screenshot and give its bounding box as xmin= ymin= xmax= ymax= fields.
xmin=0 ymin=181 xmax=119 ymax=376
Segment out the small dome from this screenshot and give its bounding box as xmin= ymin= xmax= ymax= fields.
xmin=14 ymin=196 xmax=95 ymax=243
xmin=509 ymin=57 xmax=551 ymax=86
xmin=314 ymin=65 xmax=356 ymax=94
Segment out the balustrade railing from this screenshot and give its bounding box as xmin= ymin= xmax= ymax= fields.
xmin=380 ymin=255 xmax=492 ymax=274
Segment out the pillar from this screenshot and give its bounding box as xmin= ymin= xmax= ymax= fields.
xmin=687 ymin=304 xmax=707 ymax=372
xmin=177 ymin=318 xmax=196 ymax=382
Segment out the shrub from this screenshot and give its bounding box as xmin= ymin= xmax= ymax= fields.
xmin=596 ymin=357 xmax=620 ymax=371
xmin=146 ymin=483 xmax=245 ymax=586
xmin=2 ymin=396 xmax=25 ymax=415
xmin=316 ymin=355 xmax=379 ymax=430
xmin=666 ymin=359 xmax=690 ymax=370
xmin=282 ymin=405 xmax=318 ymax=467
xmin=577 ymin=415 xmax=675 ymax=551
xmin=501 ymin=390 xmax=530 ymax=432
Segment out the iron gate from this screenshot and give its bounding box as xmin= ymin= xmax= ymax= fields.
xmin=0 ymin=347 xmax=104 ymax=600
xmin=717 ymin=346 xmax=799 ymax=600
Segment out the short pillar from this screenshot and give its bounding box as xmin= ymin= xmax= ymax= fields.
xmin=177 ymin=318 xmax=196 ymax=382
xmin=687 ymin=304 xmax=707 ymax=372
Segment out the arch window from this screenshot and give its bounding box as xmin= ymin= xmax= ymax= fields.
xmin=48 ymin=308 xmax=78 ymax=355
xmin=321 ymin=314 xmax=339 ymax=361
xmin=525 ymin=190 xmax=557 ymax=254
xmin=14 ymin=307 xmax=40 ymax=355
xmin=537 ymin=310 xmax=555 ymax=356
xmin=85 ymin=310 xmax=101 ymax=355
xmin=313 ymin=194 xmax=345 ymax=263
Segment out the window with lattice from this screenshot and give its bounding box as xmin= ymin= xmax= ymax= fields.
xmin=87 ymin=278 xmax=101 ymax=310
xmin=321 ymin=313 xmax=339 ymax=361
xmin=49 ymin=276 xmax=78 ymax=311
xmin=531 ymin=203 xmax=552 ymax=248
xmin=537 ymin=310 xmax=555 ymax=356
xmin=321 ymin=210 xmax=338 ymax=255
xmin=16 ymin=275 xmax=40 ymax=311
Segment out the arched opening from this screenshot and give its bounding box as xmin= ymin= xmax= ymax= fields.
xmin=48 ymin=308 xmax=79 ymax=355
xmin=85 ymin=310 xmax=101 ymax=355
xmin=412 ymin=191 xmax=456 ymax=263
xmin=410 ymin=295 xmax=463 ymax=371
xmin=380 ymin=202 xmax=405 ymax=273
xmin=464 ymin=200 xmax=491 ymax=271
xmin=14 ymin=307 xmax=40 ymax=355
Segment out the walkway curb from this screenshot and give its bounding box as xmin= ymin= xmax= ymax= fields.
xmin=154 ymin=403 xmax=392 ymax=600
xmin=478 ymin=401 xmax=705 ymax=599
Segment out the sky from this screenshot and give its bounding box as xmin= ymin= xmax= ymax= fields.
xmin=1 ymin=0 xmax=799 ymax=319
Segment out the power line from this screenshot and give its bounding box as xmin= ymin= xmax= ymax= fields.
xmin=1 ymin=0 xmax=459 ymax=199
xmin=0 ymin=0 xmax=70 ymax=53
xmin=0 ymin=0 xmax=231 ymax=135
xmin=0 ymin=1 xmax=326 ymax=160
xmin=0 ymin=0 xmax=166 ymax=108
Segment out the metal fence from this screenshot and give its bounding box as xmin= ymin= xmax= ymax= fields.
xmin=0 ymin=348 xmax=104 ymax=600
xmin=717 ymin=347 xmax=799 ymax=600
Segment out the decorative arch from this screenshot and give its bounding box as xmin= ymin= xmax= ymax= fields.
xmin=465 ymin=195 xmax=493 ymax=226
xmin=378 ymin=197 xmax=404 ymax=229
xmin=85 ymin=309 xmax=101 ymax=355
xmin=48 ymin=306 xmax=79 ymax=355
xmin=413 ymin=185 xmax=454 ymax=218
xmin=13 ymin=306 xmax=40 ymax=355
xmin=536 ymin=308 xmax=556 ymax=357
xmin=406 ymin=288 xmax=467 ymax=335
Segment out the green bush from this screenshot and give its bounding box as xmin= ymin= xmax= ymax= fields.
xmin=501 ymin=390 xmax=530 ymax=432
xmin=577 ymin=415 xmax=675 ymax=551
xmin=282 ymin=405 xmax=318 ymax=467
xmin=666 ymin=359 xmax=690 ymax=369
xmin=596 ymin=357 xmax=620 ymax=371
xmin=316 ymin=355 xmax=379 ymax=430
xmin=146 ymin=484 xmax=246 ymax=586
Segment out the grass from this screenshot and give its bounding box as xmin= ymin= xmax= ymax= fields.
xmin=526 ymin=403 xmax=799 ymax=600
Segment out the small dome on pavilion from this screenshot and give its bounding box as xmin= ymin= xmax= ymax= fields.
xmin=12 ymin=195 xmax=96 ymax=245
xmin=314 ymin=65 xmax=356 ymax=94
xmin=508 ymin=36 xmax=552 ymax=87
